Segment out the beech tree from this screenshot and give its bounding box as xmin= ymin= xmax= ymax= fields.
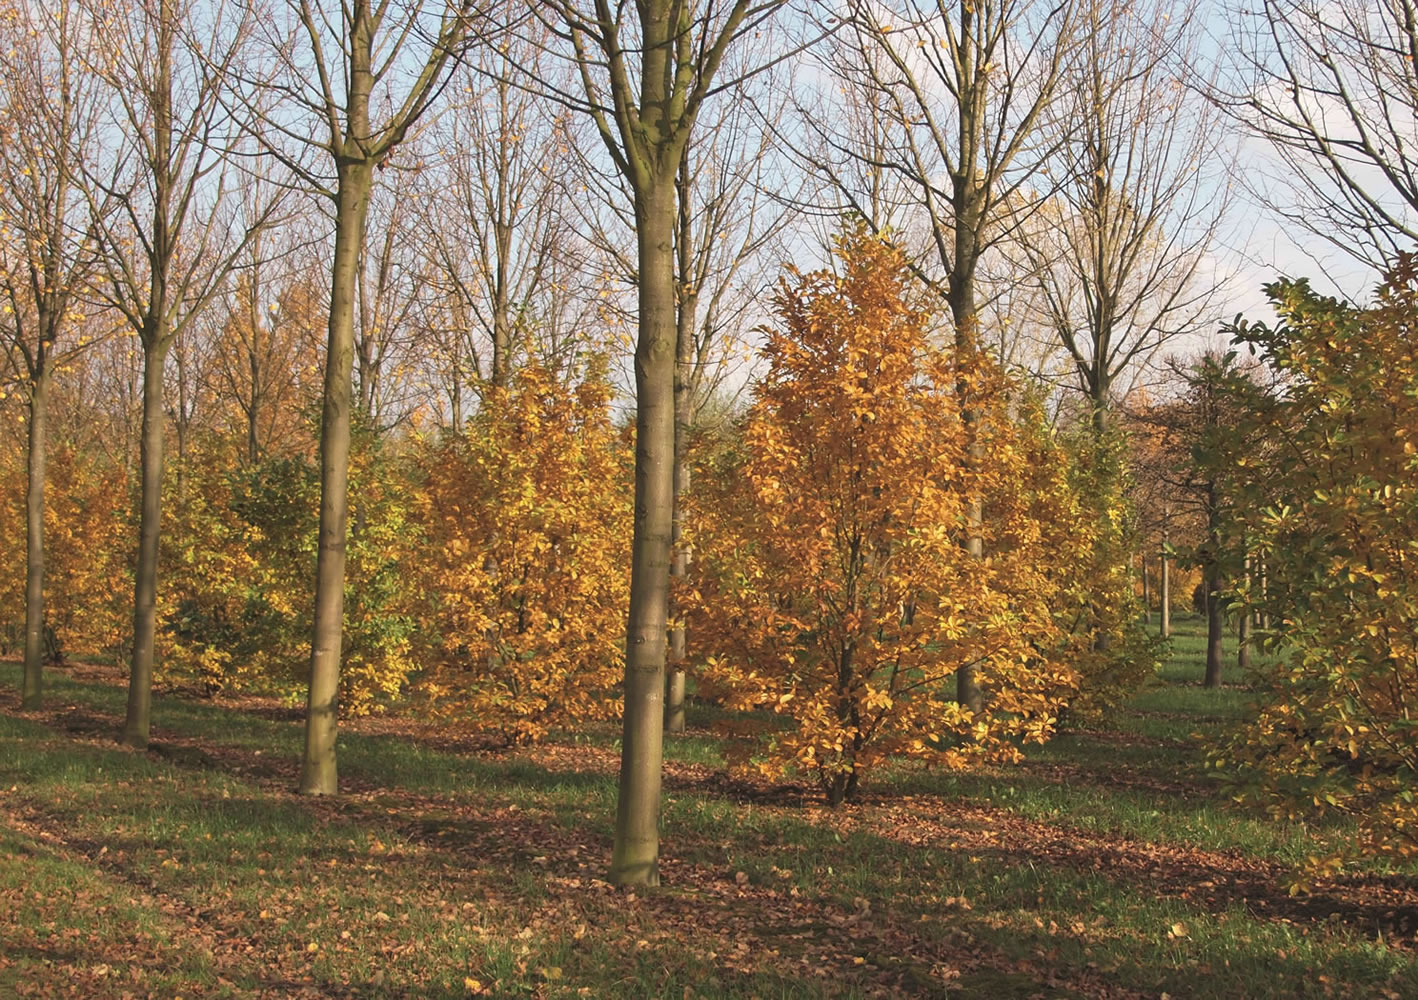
xmin=808 ymin=0 xmax=1079 ymax=712
xmin=241 ymin=0 xmax=478 ymax=794
xmin=691 ymin=227 xmax=1085 ymax=802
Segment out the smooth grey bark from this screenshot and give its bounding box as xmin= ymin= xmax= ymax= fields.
xmin=611 ymin=181 xmax=677 ymax=884
xmin=21 ymin=369 xmax=49 ymax=709
xmin=122 ymin=337 xmax=171 ymax=746
xmin=300 ymin=163 xmax=373 ymax=795
xmin=548 ymin=0 xmax=773 ymax=886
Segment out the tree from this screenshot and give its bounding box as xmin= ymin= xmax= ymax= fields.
xmin=416 ymin=38 xmax=579 ymax=400
xmin=0 ymin=0 xmax=106 ymax=710
xmin=534 ymin=0 xmax=789 ymax=884
xmin=1140 ymin=354 xmax=1251 ymax=686
xmin=817 ymin=0 xmax=1079 ymax=712
xmin=1026 ymin=0 xmax=1228 ymax=435
xmin=690 ymin=227 xmax=1081 ymax=803
xmin=1214 ymin=259 xmax=1418 ymax=865
xmin=242 ymin=0 xmax=478 ymax=794
xmin=205 ymin=196 xmax=325 ymax=465
xmin=83 ymin=0 xmax=279 ymax=747
xmin=1223 ymin=0 xmax=1418 ymax=269
xmin=416 ymin=360 xmax=630 ymax=742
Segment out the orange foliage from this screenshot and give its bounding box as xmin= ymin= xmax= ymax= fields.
xmin=416 ymin=362 xmax=631 ymax=741
xmin=687 ymin=227 xmax=1082 ymax=804
xmin=0 ymin=441 xmax=130 ymax=660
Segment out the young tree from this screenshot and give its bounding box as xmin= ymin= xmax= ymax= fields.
xmin=817 ymin=0 xmax=1079 ymax=712
xmin=0 ymin=0 xmax=105 ymax=709
xmin=533 ymin=0 xmax=789 ymax=884
xmin=1140 ymin=354 xmax=1250 ymax=685
xmin=1215 ymin=260 xmax=1418 ymax=864
xmin=205 ymin=195 xmax=325 ymax=465
xmin=691 ymin=227 xmax=1082 ymax=802
xmin=83 ymin=0 xmax=279 ymax=747
xmin=242 ymin=0 xmax=478 ymax=793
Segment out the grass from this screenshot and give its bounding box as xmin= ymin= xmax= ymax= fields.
xmin=1 ymin=615 xmax=1415 ymax=998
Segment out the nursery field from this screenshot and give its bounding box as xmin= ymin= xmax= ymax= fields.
xmin=2 ymin=617 xmax=1415 ymax=999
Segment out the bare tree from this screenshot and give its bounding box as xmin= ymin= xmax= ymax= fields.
xmin=205 ymin=190 xmax=326 ymax=464
xmin=665 ymin=74 xmax=794 ymax=733
xmin=1026 ymin=0 xmax=1230 ymax=434
xmin=1223 ymin=0 xmax=1418 ymax=269
xmin=0 ymin=0 xmax=106 ymax=708
xmin=81 ymin=0 xmax=279 ymax=748
xmin=241 ymin=0 xmax=478 ymax=794
xmin=417 ymin=39 xmax=579 ymax=397
xmin=352 ymin=167 xmax=429 ymax=430
xmin=527 ymin=0 xmax=790 ymax=885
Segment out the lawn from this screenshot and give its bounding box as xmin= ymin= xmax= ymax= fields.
xmin=1 ymin=616 xmax=1415 ymax=998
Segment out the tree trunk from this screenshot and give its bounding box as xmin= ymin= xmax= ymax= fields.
xmin=1237 ymin=604 xmax=1250 ymax=672
xmin=122 ymin=337 xmax=171 ymax=747
xmin=299 ymin=164 xmax=373 ymax=796
xmin=21 ymin=368 xmax=48 ymax=710
xmin=1140 ymin=553 xmax=1151 ymax=625
xmin=1160 ymin=537 xmax=1171 ymax=639
xmin=610 ymin=182 xmax=676 ymax=887
xmin=1237 ymin=554 xmax=1251 ymax=672
xmin=665 ymin=156 xmax=698 ymax=736
xmin=1203 ymin=561 xmax=1224 ymax=688
xmin=951 ymin=211 xmax=984 ymax=715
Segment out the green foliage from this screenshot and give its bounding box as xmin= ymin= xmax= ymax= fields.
xmin=162 ymin=430 xmax=421 ymax=714
xmin=1210 ymin=259 xmax=1418 ymax=865
xmin=1053 ymin=424 xmax=1164 ymax=720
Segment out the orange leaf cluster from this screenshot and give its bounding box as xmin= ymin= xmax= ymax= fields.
xmin=687 ymin=227 xmax=1084 ymax=804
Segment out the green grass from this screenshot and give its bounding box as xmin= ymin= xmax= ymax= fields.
xmin=1 ymin=617 xmax=1415 ymax=998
